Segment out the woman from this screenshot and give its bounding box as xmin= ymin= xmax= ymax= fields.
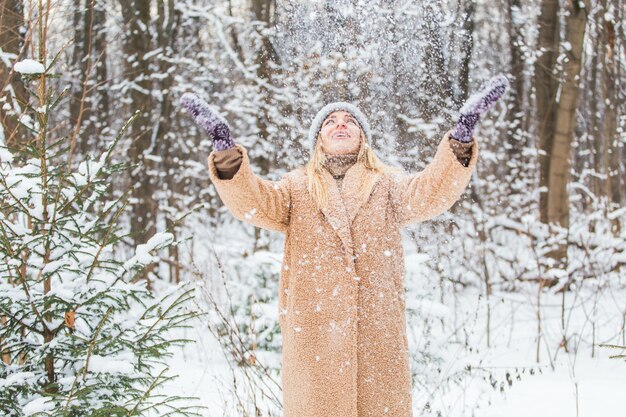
xmin=181 ymin=75 xmax=508 ymax=417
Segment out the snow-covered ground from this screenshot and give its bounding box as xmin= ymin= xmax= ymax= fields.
xmin=165 ymin=300 xmax=626 ymax=416
xmin=485 ymin=357 xmax=625 ymax=417
xmin=162 ymin=228 xmax=626 ymax=417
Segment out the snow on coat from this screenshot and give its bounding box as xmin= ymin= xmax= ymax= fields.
xmin=207 ymin=131 xmax=478 ymax=417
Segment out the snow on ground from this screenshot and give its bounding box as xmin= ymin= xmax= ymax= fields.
xmin=165 ymin=294 xmax=626 ymax=417
xmin=485 ymin=356 xmax=626 ymax=417
xmin=161 ymin=225 xmax=626 ymax=416
xmin=166 ymin=323 xmax=233 ymax=412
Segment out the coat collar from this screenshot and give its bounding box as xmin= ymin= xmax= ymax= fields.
xmin=322 ymin=153 xmax=359 ymax=178
xmin=319 ymin=161 xmax=382 ymax=264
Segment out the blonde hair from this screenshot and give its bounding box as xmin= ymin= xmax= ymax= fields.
xmin=305 ymin=131 xmax=400 ymax=210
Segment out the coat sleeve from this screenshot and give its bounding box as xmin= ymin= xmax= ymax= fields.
xmin=393 ymin=130 xmax=478 ymax=226
xmin=207 ymin=144 xmax=291 ymax=233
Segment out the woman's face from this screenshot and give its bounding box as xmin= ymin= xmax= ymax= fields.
xmin=319 ymin=111 xmax=362 ymax=155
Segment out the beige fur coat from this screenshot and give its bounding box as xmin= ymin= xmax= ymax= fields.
xmin=207 ymin=132 xmax=478 ymax=417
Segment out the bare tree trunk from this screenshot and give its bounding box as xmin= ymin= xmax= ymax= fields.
xmin=535 ymin=0 xmax=587 ymax=271
xmin=70 ymin=0 xmax=86 ymax=135
xmin=506 ymin=0 xmax=529 ymax=141
xmin=544 ymin=0 xmax=587 ymax=266
xmin=588 ymin=31 xmax=602 ymax=203
xmin=617 ymin=0 xmax=626 ymax=209
xmin=534 ymin=0 xmax=560 ymax=225
xmin=153 ymin=0 xmax=181 ymax=282
xmin=502 ymin=0 xmax=533 ymax=215
xmin=68 ymin=1 xmax=109 ymax=162
xmin=456 ymin=0 xmax=474 ymax=107
xmin=0 ymin=0 xmax=29 ymax=148
xmin=251 ymin=0 xmax=280 ymax=165
xmin=70 ymin=0 xmax=105 ymax=156
xmin=250 ymin=0 xmax=279 ymax=251
xmin=120 ymin=0 xmax=158 ymax=283
xmin=93 ymin=3 xmax=109 ymax=129
xmin=600 ymin=0 xmax=621 ymax=233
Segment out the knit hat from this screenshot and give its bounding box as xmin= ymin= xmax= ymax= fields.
xmin=307 ymin=102 xmax=371 ymax=153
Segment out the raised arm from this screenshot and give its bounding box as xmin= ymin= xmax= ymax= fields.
xmin=394 ymin=132 xmax=478 ymax=226
xmin=181 ymin=93 xmax=291 ymax=232
xmin=395 ymin=75 xmax=509 ymax=226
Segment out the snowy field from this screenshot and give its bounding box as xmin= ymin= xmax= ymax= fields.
xmin=160 ymin=230 xmax=626 ymax=417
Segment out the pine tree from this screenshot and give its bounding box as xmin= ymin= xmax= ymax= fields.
xmin=0 ymin=52 xmax=201 ymax=416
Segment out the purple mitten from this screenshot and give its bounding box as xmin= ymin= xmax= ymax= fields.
xmin=451 ymin=74 xmax=510 ymax=143
xmin=180 ymin=92 xmax=235 ymax=151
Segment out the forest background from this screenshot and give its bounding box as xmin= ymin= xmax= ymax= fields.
xmin=1 ymin=0 xmax=625 ymax=416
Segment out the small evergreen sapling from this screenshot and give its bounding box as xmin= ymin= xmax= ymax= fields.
xmin=0 ymin=60 xmax=201 ymax=416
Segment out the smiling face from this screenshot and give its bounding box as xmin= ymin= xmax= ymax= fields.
xmin=319 ymin=111 xmax=363 ymax=155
